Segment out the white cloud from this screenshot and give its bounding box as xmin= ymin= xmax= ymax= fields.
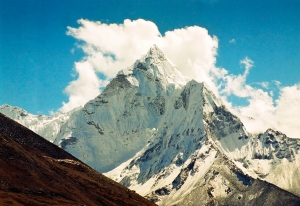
xmin=220 ymin=57 xmax=254 ymax=98
xmin=218 ymin=57 xmax=300 ymax=138
xmin=272 ymin=84 xmax=300 ymax=138
xmin=273 ymin=80 xmax=281 ymax=87
xmin=214 ymin=56 xmax=300 ymax=138
xmin=60 ymin=61 xmax=105 ymax=112
xmin=66 ymin=19 xmax=162 ymax=78
xmin=229 ymin=39 xmax=236 ymax=43
xmin=240 ymin=57 xmax=253 ymax=74
xmin=257 ymin=82 xmax=269 ymax=89
xmin=235 ymin=83 xmax=300 ymax=138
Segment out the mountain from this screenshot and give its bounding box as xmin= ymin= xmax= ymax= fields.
xmin=53 ymin=44 xmax=189 ymax=172
xmin=103 ymin=69 xmax=300 ymax=205
xmin=0 ymin=112 xmax=156 ymax=206
xmin=0 ymin=104 xmax=74 ymax=142
xmin=240 ymin=128 xmax=300 ymax=196
xmin=1 ymin=45 xmax=300 ymax=204
xmin=107 ymin=140 xmax=300 ymax=205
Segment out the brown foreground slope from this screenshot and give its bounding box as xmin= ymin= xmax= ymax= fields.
xmin=0 ymin=113 xmax=156 ymax=206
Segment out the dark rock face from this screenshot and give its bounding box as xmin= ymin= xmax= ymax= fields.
xmin=172 ymin=159 xmax=196 ymax=190
xmin=205 ymin=105 xmax=245 ymax=140
xmin=0 ymin=113 xmax=156 ymax=206
xmin=102 ymin=74 xmax=133 ymax=96
xmin=60 ymin=137 xmax=78 ymax=149
xmin=180 ymin=86 xmax=190 ymax=110
xmin=139 ymin=143 xmax=162 ymax=163
xmin=149 ymin=96 xmax=166 ymax=115
xmin=137 ymin=62 xmax=148 ymax=71
xmin=155 ymin=187 xmax=171 ymax=196
xmin=253 ymin=129 xmax=300 ymax=161
xmin=173 ymin=97 xmax=183 ymax=109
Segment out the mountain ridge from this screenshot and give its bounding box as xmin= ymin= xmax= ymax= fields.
xmin=0 ymin=104 xmax=74 ymax=142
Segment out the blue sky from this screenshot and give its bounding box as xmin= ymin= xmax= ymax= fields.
xmin=1 ymin=0 xmax=300 ymax=137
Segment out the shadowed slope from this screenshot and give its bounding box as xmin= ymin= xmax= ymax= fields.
xmin=0 ymin=113 xmax=156 ymax=206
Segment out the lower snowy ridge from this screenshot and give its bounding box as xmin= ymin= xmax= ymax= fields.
xmin=234 ymin=129 xmax=300 ymax=197
xmin=0 ymin=104 xmax=74 ymax=142
xmin=106 ymin=139 xmax=300 ymax=205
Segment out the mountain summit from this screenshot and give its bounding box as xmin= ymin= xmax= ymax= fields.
xmin=53 ymin=45 xmax=193 ymax=172
xmin=118 ymin=44 xmax=188 ymax=91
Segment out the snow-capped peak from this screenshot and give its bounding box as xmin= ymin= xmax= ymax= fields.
xmin=118 ymin=45 xmax=188 ymax=90
xmin=146 ymin=44 xmax=166 ymax=59
xmin=0 ymin=104 xmax=29 ymax=118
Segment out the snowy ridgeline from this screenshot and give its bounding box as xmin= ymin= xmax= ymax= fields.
xmin=1 ymin=45 xmax=300 ymax=205
xmin=0 ymin=104 xmax=74 ymax=142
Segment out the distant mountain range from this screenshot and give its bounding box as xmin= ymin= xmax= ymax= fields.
xmin=1 ymin=45 xmax=300 ymax=205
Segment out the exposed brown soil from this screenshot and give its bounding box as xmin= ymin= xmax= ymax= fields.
xmin=0 ymin=113 xmax=156 ymax=206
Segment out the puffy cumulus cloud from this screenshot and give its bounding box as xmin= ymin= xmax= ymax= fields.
xmin=272 ymin=84 xmax=300 ymax=138
xmin=240 ymin=57 xmax=253 ymax=73
xmin=218 ymin=57 xmax=274 ymax=133
xmin=66 ymin=19 xmax=162 ymax=78
xmin=219 ymin=57 xmax=300 ymax=138
xmin=220 ymin=57 xmax=255 ymax=98
xmin=256 ymin=82 xmax=269 ymax=89
xmin=60 ymin=18 xmax=220 ymax=111
xmin=60 ymin=61 xmax=108 ymax=112
xmin=236 ymin=84 xmax=300 ymax=138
